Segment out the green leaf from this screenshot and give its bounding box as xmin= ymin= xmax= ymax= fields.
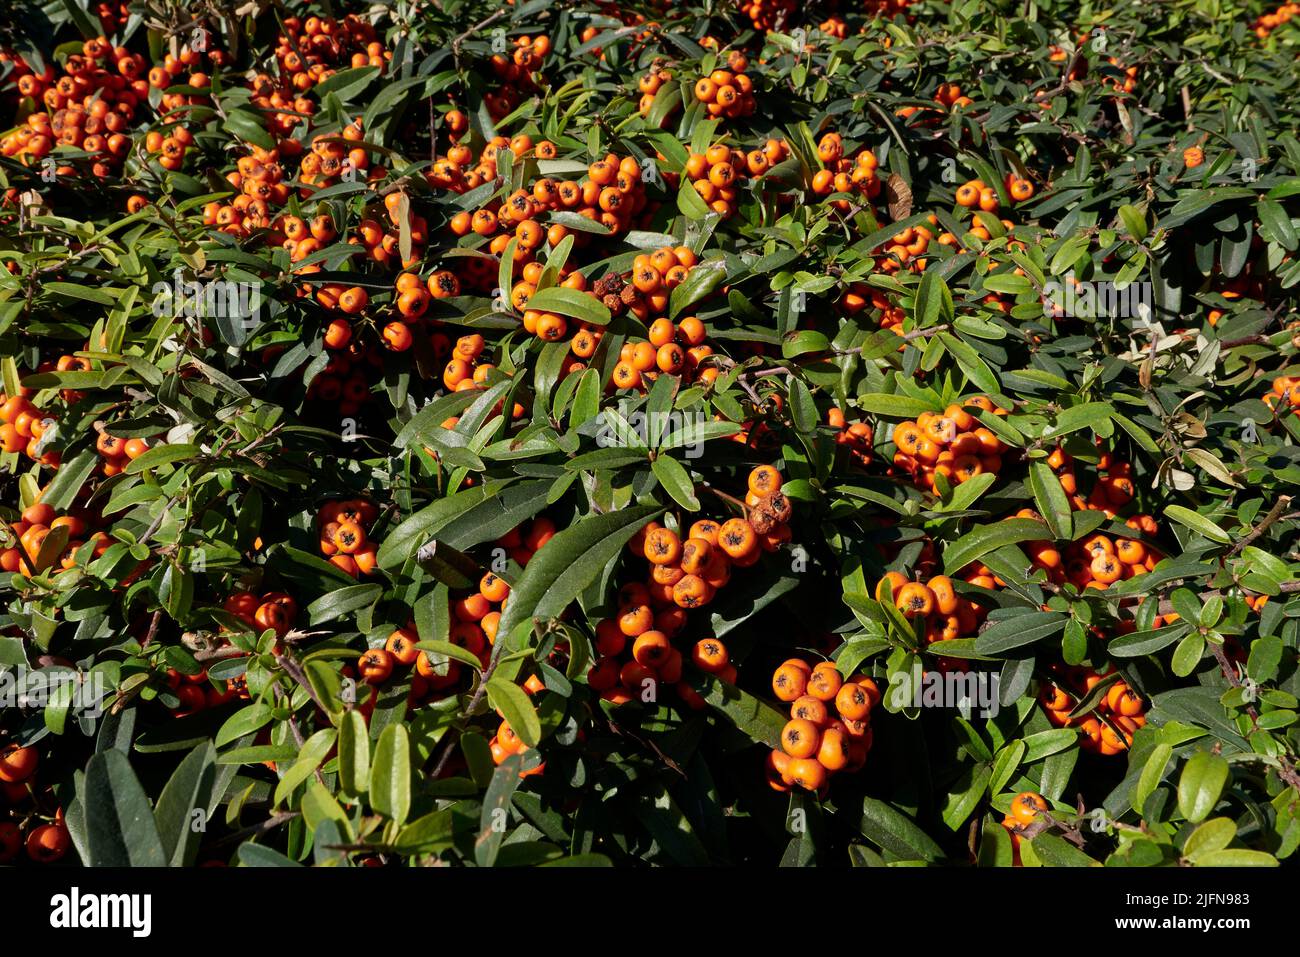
xmin=1118 ymin=204 xmax=1148 ymax=241
xmin=943 ymin=763 xmax=992 ymax=830
xmin=1132 ymin=743 xmax=1172 ymax=812
xmin=475 ymin=753 xmax=523 ymax=867
xmin=1171 ymin=630 xmax=1206 ymax=677
xmin=1247 ymin=635 xmax=1282 ymax=683
xmin=636 ymin=785 xmax=711 ymax=865
xmin=1044 ymin=403 xmax=1112 ymax=440
xmin=913 ymin=269 xmax=954 ymax=327
xmin=370 ymin=724 xmax=411 ymax=825
xmin=990 ymin=741 xmax=1026 ymax=795
xmin=215 ymin=703 xmax=273 ymax=748
xmin=1183 ymin=818 xmax=1237 ymax=861
xmin=1020 ymin=729 xmax=1077 ymax=763
xmin=313 ymin=65 xmax=381 ymax=100
xmin=1178 ymin=751 xmax=1229 ymax=824
xmin=274 ymin=728 xmax=337 ymax=807
xmin=781 ymin=330 xmax=831 ymax=358
xmin=979 ymin=821 xmax=1014 ymax=867
xmin=670 ymin=259 xmax=727 ymax=319
xmin=493 ymin=505 xmax=662 ymax=649
xmin=1109 ymin=623 xmax=1189 ymax=658
xmin=943 ymin=518 xmax=1052 ymax=575
xmin=413 ymin=639 xmax=484 ymax=670
xmin=1257 ymin=199 xmax=1298 ymax=250
xmin=84 ymin=749 xmax=166 ymax=867
xmin=38 ymin=452 xmax=99 ymax=512
xmin=787 ymin=377 xmax=818 ymax=434
xmin=45 ymin=282 xmax=119 ymax=305
xmin=690 ymin=672 xmax=787 ymax=748
xmin=650 ymin=454 xmax=700 ymax=511
xmin=1164 ymin=505 xmax=1232 ymax=545
xmin=938 ymin=333 xmax=1000 ymax=396
xmin=1160 ymin=187 xmax=1254 ymax=230
xmin=307 ymin=584 xmax=383 ymax=625
xmin=974 ymin=611 xmax=1069 ymax=656
xmin=237 ymin=843 xmax=303 ymax=867
xmin=677 ymin=178 xmax=712 ymax=220
xmin=1040 ymin=747 xmax=1077 ymax=803
xmin=124 ymin=442 xmax=201 ymax=474
xmin=1191 ymin=848 xmax=1278 ymax=867
xmin=338 ymin=712 xmax=369 ymax=800
xmin=375 ymin=483 xmax=498 ymax=570
xmin=1066 ymin=671 xmax=1122 ymax=720
xmin=1028 ymin=832 xmax=1099 ymax=866
xmin=223 ymin=107 xmax=275 ymax=150
xmin=856 ymin=393 xmax=940 ymax=418
xmin=1026 ymin=461 xmax=1071 ymax=540
xmin=153 ymin=742 xmax=216 ymax=868
xmin=392 ymin=808 xmax=457 ymax=855
xmin=859 ymin=797 xmax=945 ymax=862
xmin=486 ymin=677 xmax=542 ymax=748
xmin=525 ymin=286 xmax=612 ymax=325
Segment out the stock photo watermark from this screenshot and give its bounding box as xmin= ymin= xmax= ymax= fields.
xmin=151 ymin=270 xmax=262 ymax=331
xmin=593 ymin=406 xmax=709 ymax=458
xmin=1042 ymin=272 xmax=1153 ymax=321
xmin=49 ymin=888 xmax=152 ymax=937
xmin=887 ymin=663 xmax=1001 ymax=718
xmin=0 ymin=668 xmax=108 ymax=721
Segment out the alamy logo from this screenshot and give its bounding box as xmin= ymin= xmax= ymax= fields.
xmin=1042 ymin=271 xmax=1152 ymax=320
xmin=152 ymin=269 xmax=262 ymax=330
xmin=49 ymin=888 xmax=152 ymax=937
xmin=0 ymin=668 xmax=107 ymax=720
xmin=887 ymin=663 xmax=1001 ymax=718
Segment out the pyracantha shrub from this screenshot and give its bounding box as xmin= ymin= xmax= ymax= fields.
xmin=1 ymin=0 xmax=1299 ymax=868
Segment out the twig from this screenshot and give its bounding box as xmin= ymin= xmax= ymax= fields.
xmin=607 ymin=716 xmax=685 ymax=776
xmin=836 ymin=323 xmax=950 ymax=353
xmin=1038 ymin=44 xmax=1088 ymax=101
xmin=275 ymin=653 xmax=330 ymax=717
xmin=1227 ymin=495 xmax=1292 ymax=557
xmin=1208 ymin=640 xmax=1300 ymax=793
xmin=141 ymin=610 xmax=162 ymax=649
xmin=207 ymin=811 xmax=298 ymax=849
xmin=194 ymin=644 xmax=250 ymax=663
xmin=739 ymin=323 xmax=951 ymax=381
xmin=429 ymin=621 xmax=513 ymax=779
xmin=451 ymin=9 xmax=507 ymax=65
xmin=139 ymin=494 xmax=181 ymax=544
xmin=699 ymin=482 xmax=748 ymax=512
xmin=276 ymin=685 xmax=327 ymax=788
xmin=1020 ymin=810 xmax=1088 ymax=847
xmin=1152 ymin=579 xmax=1300 ymax=617
xmin=1218 ymin=333 xmax=1273 ymax=349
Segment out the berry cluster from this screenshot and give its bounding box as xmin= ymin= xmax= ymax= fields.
xmin=316 ymin=499 xmax=383 ymax=578
xmin=678 ymin=139 xmax=787 ymax=219
xmin=484 ymin=35 xmax=552 ymax=119
xmin=888 ymin=397 xmax=1010 ymax=492
xmin=0 ymin=39 xmax=149 ymax=177
xmin=0 ymin=742 xmax=70 ymax=864
xmin=770 ymin=659 xmax=879 ymax=793
xmin=1040 ymin=666 xmax=1148 ymax=755
xmin=274 ymin=14 xmax=389 ymax=91
xmin=827 ymin=407 xmax=874 ymax=467
xmin=691 ymin=54 xmax=757 ymax=120
xmin=606 ymin=313 xmax=713 ymax=391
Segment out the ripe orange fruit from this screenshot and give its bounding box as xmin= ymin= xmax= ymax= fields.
xmin=0 ymin=744 xmax=37 ymax=783
xmin=1010 ymin=791 xmax=1047 ymax=825
xmin=781 ymin=718 xmax=821 ymax=759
